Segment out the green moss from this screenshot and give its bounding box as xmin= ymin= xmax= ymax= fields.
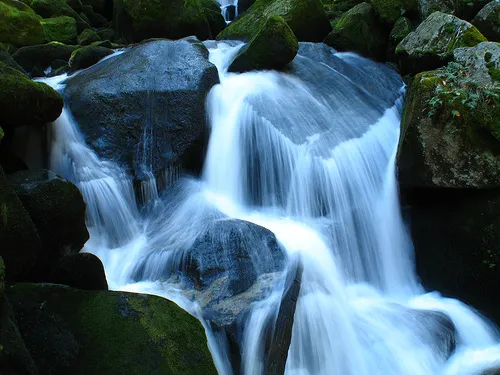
xmin=456 ymin=25 xmax=488 ymax=48
xmin=77 ymin=28 xmax=101 ymax=45
xmin=371 ymin=0 xmax=418 ymax=24
xmin=0 ymin=1 xmax=45 ymax=47
xmin=7 ymin=284 xmax=218 ymax=374
xmin=41 ymin=15 xmax=77 ymax=44
xmin=217 ymin=0 xmax=331 ymax=42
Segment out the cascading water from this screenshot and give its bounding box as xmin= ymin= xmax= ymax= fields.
xmin=43 ymin=41 xmax=500 ymax=375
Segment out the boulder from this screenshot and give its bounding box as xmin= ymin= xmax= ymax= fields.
xmin=396 ymin=11 xmax=487 ymax=74
xmin=453 ymin=42 xmax=500 ymax=84
xmin=324 ymin=2 xmax=388 ymax=61
xmin=200 ymin=0 xmax=221 ymax=13
xmin=77 ymin=28 xmax=101 ymax=45
xmin=397 ymin=57 xmax=500 ymax=189
xmin=216 ymin=0 xmax=331 ymax=42
xmin=49 ymin=253 xmax=108 ymax=290
xmin=473 ymin=1 xmax=500 ymax=41
xmin=0 ymin=0 xmax=45 ymax=47
xmin=181 ymin=219 xmax=286 ymax=295
xmin=454 ymin=0 xmax=491 ymax=21
xmin=30 ymin=0 xmax=90 ymax=32
xmin=0 ymin=167 xmax=42 ymax=281
xmin=418 ymin=0 xmax=454 ymax=19
xmin=0 ymin=62 xmax=63 ymax=129
xmin=12 ymin=42 xmax=77 ymax=75
xmin=371 ymin=0 xmax=418 ymax=24
xmin=112 ymin=0 xmax=212 ymax=43
xmin=63 ymin=38 xmax=219 ymax=183
xmin=8 ymin=169 xmax=89 ymax=278
xmin=388 ymin=16 xmax=412 ymax=57
xmin=82 ymin=0 xmax=112 ymax=18
xmin=237 ymin=0 xmax=255 ymax=13
xmin=401 ymin=187 xmax=500 ymax=323
xmin=228 ymin=15 xmax=299 ymax=73
xmin=41 ymin=15 xmax=78 ymax=44
xmin=8 ymin=284 xmax=218 ymax=374
xmin=96 ymin=27 xmax=115 ymax=41
xmin=0 ymin=43 xmax=26 ymax=74
xmin=68 ymin=44 xmax=113 ymax=71
xmin=81 ymin=4 xmax=108 ymax=27
xmin=203 ymin=8 xmax=227 ymax=37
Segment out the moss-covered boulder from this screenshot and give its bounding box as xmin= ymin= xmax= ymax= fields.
xmin=418 ymin=0 xmax=454 ymax=19
xmin=454 ymin=0 xmax=491 ymax=21
xmin=0 ymin=0 xmax=46 ymax=47
xmin=8 ymin=283 xmax=218 ymax=375
xmin=388 ymin=16 xmax=412 ymax=56
xmin=0 ymin=167 xmax=42 ymax=281
xmin=216 ymin=0 xmax=331 ymax=42
xmin=472 ymin=1 xmax=500 ymax=42
xmin=203 ymin=8 xmax=226 ymax=38
xmin=30 ymin=0 xmax=90 ymax=32
xmin=370 ymin=0 xmax=418 ymax=24
xmin=68 ymin=44 xmax=112 ymax=71
xmin=113 ymin=0 xmax=212 ymax=43
xmin=0 ymin=62 xmax=63 ymax=129
xmin=322 ymin=0 xmax=363 ymax=24
xmin=0 ymin=43 xmax=26 ymax=73
xmin=49 ymin=253 xmax=108 ymax=290
xmin=397 ymin=58 xmax=500 ymax=189
xmin=8 ymin=170 xmax=89 ymax=279
xmin=12 ymin=42 xmax=77 ymax=75
xmin=77 ymin=28 xmax=101 ymax=45
xmin=453 ymin=42 xmax=500 ymax=84
xmin=396 ymin=11 xmax=487 ymax=74
xmin=96 ymin=27 xmax=115 ymax=41
xmin=228 ymin=16 xmax=298 ymax=73
xmin=41 ymin=15 xmax=78 ymax=44
xmin=324 ymin=2 xmax=388 ymax=61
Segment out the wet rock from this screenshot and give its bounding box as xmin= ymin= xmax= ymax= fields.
xmin=228 ymin=16 xmax=299 ymax=73
xmin=49 ymin=253 xmax=108 ymax=290
xmin=473 ymin=1 xmax=500 ymax=41
xmin=8 ymin=169 xmax=89 ymax=279
xmin=68 ymin=44 xmax=113 ymax=71
xmin=396 ymin=11 xmax=486 ymax=74
xmin=7 ymin=283 xmax=218 ymax=375
xmin=0 ymin=0 xmax=45 ymax=47
xmin=63 ymin=38 xmax=219 ymax=183
xmin=12 ymin=42 xmax=77 ymax=76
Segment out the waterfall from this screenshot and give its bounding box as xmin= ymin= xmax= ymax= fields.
xmin=42 ymin=42 xmax=500 ymax=375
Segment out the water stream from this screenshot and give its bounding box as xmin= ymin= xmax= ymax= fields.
xmin=43 ymin=42 xmax=500 ymax=374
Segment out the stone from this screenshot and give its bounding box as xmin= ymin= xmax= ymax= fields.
xmin=371 ymin=0 xmax=418 ymax=24
xmin=77 ymin=28 xmax=101 ymax=45
xmin=0 ymin=0 xmax=45 ymax=47
xmin=12 ymin=42 xmax=77 ymax=75
xmin=41 ymin=15 xmax=78 ymax=44
xmin=472 ymin=1 xmax=500 ymax=41
xmin=68 ymin=44 xmax=113 ymax=71
xmin=228 ymin=15 xmax=299 ymax=73
xmin=30 ymin=0 xmax=90 ymax=32
xmin=49 ymin=253 xmax=108 ymax=290
xmin=396 ymin=11 xmax=487 ymax=74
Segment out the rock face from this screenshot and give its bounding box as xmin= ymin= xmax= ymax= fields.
xmin=473 ymin=1 xmax=500 ymax=41
xmin=8 ymin=170 xmax=89 ymax=278
xmin=0 ymin=167 xmax=41 ymax=282
xmin=0 ymin=0 xmax=45 ymax=47
xmin=112 ymin=0 xmax=215 ymax=43
xmin=396 ymin=11 xmax=487 ymax=74
xmin=228 ymin=16 xmax=299 ymax=73
xmin=63 ymin=38 xmax=219 ymax=182
xmin=31 ymin=0 xmax=90 ymax=32
xmin=8 ymin=283 xmax=218 ymax=375
xmin=324 ymin=2 xmax=388 ymax=61
xmin=49 ymin=253 xmax=108 ymax=290
xmin=183 ymin=219 xmax=286 ymax=295
xmin=371 ymin=0 xmax=418 ymax=24
xmin=217 ymin=0 xmax=331 ymax=42
xmin=41 ymin=16 xmax=78 ymax=44
xmin=0 ymin=62 xmax=63 ymax=129
xmin=68 ymin=45 xmax=113 ymax=71
xmin=77 ymin=28 xmax=101 ymax=45
xmin=13 ymin=42 xmax=77 ymax=76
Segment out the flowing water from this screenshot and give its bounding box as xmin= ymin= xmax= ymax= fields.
xmin=42 ymin=42 xmax=500 ymax=374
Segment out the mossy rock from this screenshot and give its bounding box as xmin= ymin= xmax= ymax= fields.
xmin=42 ymin=15 xmax=78 ymax=44
xmin=199 ymin=0 xmax=221 ymax=12
xmin=96 ymin=27 xmax=115 ymax=41
xmin=113 ymin=0 xmax=212 ymax=43
xmin=322 ymin=0 xmax=364 ymax=24
xmin=388 ymin=16 xmax=412 ymax=59
xmin=472 ymin=1 xmax=500 ymax=42
xmin=31 ymin=0 xmax=90 ymax=32
xmin=203 ymin=8 xmax=226 ymax=38
xmin=397 ymin=62 xmax=500 ymax=189
xmin=454 ymin=0 xmax=491 ymax=21
xmin=217 ymin=0 xmax=331 ymax=42
xmin=371 ymin=0 xmax=418 ymax=24
xmin=12 ymin=42 xmax=77 ymax=75
xmin=324 ymin=2 xmax=388 ymax=61
xmin=8 ymin=283 xmax=218 ymax=375
xmin=0 ymin=61 xmax=63 ymax=128
xmin=0 ymin=0 xmax=45 ymax=47
xmin=396 ymin=11 xmax=487 ymax=74
xmin=49 ymin=253 xmax=108 ymax=291
xmin=8 ymin=170 xmax=89 ymax=280
xmin=453 ymin=42 xmax=500 ymax=85
xmin=228 ymin=15 xmax=298 ymax=72
xmin=68 ymin=44 xmax=112 ymax=71
xmin=0 ymin=43 xmax=26 ymax=73
xmin=0 ymin=166 xmax=42 ymax=282
xmin=77 ymin=28 xmax=101 ymax=45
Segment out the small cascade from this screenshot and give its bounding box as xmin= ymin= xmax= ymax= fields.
xmin=42 ymin=41 xmax=500 ymax=375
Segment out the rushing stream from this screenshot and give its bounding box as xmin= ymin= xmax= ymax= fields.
xmin=42 ymin=41 xmax=500 ymax=374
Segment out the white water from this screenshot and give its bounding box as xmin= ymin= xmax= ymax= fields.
xmin=43 ymin=43 xmax=500 ymax=375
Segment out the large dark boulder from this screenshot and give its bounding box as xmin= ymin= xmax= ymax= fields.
xmin=216 ymin=0 xmax=331 ymax=42
xmin=324 ymin=2 xmax=388 ymax=61
xmin=8 ymin=283 xmax=218 ymax=375
xmin=370 ymin=0 xmax=418 ymax=25
xmin=0 ymin=62 xmax=63 ymax=130
xmin=49 ymin=253 xmax=108 ymax=290
xmin=12 ymin=42 xmax=77 ymax=76
xmin=472 ymin=1 xmax=500 ymax=41
xmin=228 ymin=15 xmax=299 ymax=73
xmin=396 ymin=11 xmax=487 ymax=74
xmin=7 ymin=169 xmax=89 ymax=278
xmin=30 ymin=0 xmax=90 ymax=32
xmin=112 ymin=0 xmax=213 ymax=43
xmin=41 ymin=16 xmax=78 ymax=44
xmin=63 ymin=38 xmax=219 ymax=183
xmin=68 ymin=44 xmax=113 ymax=71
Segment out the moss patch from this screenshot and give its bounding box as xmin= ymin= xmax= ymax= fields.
xmin=42 ymin=15 xmax=78 ymax=44
xmin=0 ymin=1 xmax=45 ymax=47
